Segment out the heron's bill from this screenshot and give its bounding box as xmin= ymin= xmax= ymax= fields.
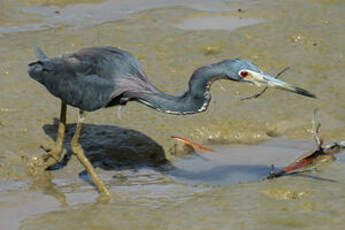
xmin=244 ymin=70 xmax=316 ymax=98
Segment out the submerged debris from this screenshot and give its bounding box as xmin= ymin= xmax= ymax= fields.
xmin=261 ymin=187 xmax=312 ymax=200
xmin=267 ymin=109 xmax=345 ymax=179
xmin=203 ymin=45 xmax=222 ymax=56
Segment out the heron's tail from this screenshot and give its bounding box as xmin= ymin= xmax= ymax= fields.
xmin=34 ymin=46 xmax=49 ymax=61
xmin=28 ymin=47 xmax=54 ymax=82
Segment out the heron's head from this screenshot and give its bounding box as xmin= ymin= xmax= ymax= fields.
xmin=222 ymin=58 xmax=316 ymax=98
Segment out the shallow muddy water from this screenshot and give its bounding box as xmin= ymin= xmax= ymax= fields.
xmin=1 ymin=139 xmax=345 ymax=230
xmin=0 ymin=0 xmax=345 ymax=229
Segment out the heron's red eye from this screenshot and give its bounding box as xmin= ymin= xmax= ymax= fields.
xmin=240 ymin=71 xmax=248 ymax=78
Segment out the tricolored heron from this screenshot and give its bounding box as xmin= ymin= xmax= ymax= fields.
xmin=28 ymin=46 xmax=315 ymax=196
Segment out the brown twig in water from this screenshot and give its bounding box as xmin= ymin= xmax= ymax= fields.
xmin=312 ymin=108 xmax=321 ymax=146
xmin=241 ymin=67 xmax=290 ymax=101
xmin=267 ymin=109 xmax=345 ymax=179
xmin=171 ymin=136 xmax=215 ymax=152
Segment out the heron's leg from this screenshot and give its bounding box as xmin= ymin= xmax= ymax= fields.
xmin=41 ymin=102 xmax=67 ymax=168
xmin=70 ymin=110 xmax=111 ymax=197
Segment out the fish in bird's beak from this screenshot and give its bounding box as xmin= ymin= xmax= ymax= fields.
xmin=239 ymin=69 xmax=316 ymax=98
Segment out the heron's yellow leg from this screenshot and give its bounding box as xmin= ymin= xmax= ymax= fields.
xmin=70 ymin=110 xmax=111 ymax=197
xmin=41 ymin=101 xmax=67 ymax=168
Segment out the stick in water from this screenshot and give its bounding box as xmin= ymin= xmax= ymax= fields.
xmin=171 ymin=136 xmax=215 ymax=152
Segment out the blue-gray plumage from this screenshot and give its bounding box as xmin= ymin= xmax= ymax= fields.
xmin=27 ymin=46 xmax=315 ymax=196
xmin=28 ymin=46 xmax=315 ymax=114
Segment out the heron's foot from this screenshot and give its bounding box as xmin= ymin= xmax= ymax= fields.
xmin=38 ymin=143 xmax=64 ymax=168
xmin=40 ymin=143 xmax=52 ymax=153
xmin=25 ymin=143 xmax=64 ymax=177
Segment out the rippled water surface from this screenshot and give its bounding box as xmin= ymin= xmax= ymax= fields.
xmin=0 ymin=0 xmax=345 ymax=229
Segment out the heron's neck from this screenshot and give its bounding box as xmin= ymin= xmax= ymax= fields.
xmin=138 ymin=64 xmax=227 ymax=115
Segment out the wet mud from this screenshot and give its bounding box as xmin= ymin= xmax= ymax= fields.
xmin=0 ymin=0 xmax=345 ymax=229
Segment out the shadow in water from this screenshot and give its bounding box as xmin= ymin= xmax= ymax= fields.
xmin=170 ymin=163 xmax=339 ymax=186
xmin=169 ymin=164 xmax=271 ymax=186
xmin=275 ymin=171 xmax=339 ymax=183
xmin=42 ymin=118 xmax=167 ymax=171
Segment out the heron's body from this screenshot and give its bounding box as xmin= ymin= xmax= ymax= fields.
xmin=28 ymin=46 xmax=315 ymax=197
xmin=30 ymin=47 xmax=151 ymax=111
xmin=29 ymin=46 xmax=267 ymax=114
